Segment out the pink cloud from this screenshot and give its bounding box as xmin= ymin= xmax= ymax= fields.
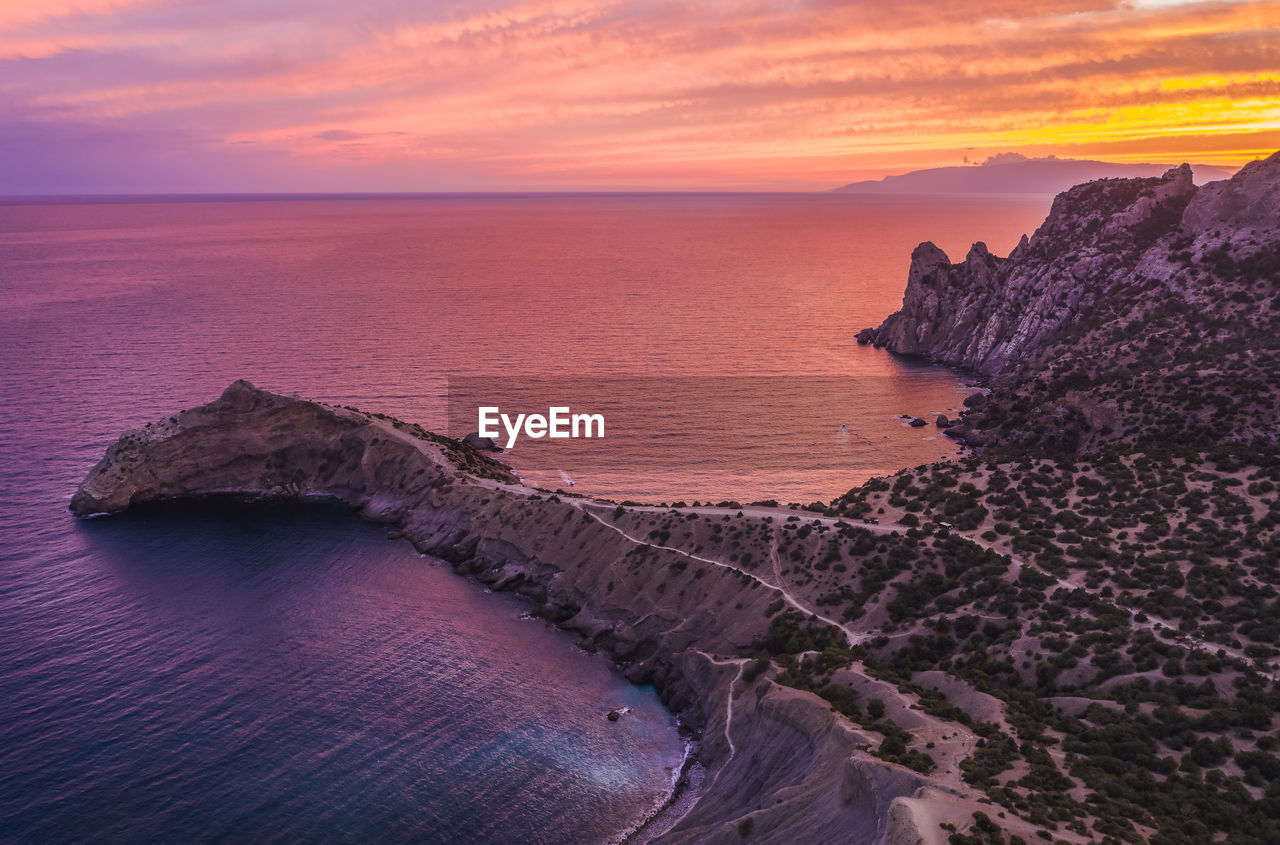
xmin=0 ymin=0 xmax=1276 ymax=191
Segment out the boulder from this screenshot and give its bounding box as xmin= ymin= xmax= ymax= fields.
xmin=943 ymin=425 xmax=986 ymax=446
xmin=462 ymin=432 xmax=500 ymax=451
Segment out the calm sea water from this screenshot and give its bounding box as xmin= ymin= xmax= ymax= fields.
xmin=0 ymin=193 xmax=1045 ymax=842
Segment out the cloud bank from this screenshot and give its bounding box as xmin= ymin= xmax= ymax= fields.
xmin=1 ymin=0 xmax=1277 ymax=191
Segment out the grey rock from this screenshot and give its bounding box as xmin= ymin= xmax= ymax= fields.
xmin=859 ymin=155 xmax=1280 ymax=377
xmin=462 ymin=432 xmax=500 ymax=451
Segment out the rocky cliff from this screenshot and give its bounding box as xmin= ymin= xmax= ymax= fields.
xmin=860 ymin=152 xmax=1279 ymax=377
xmin=73 ymin=380 xmax=1031 ymax=845
xmin=860 ymin=150 xmax=1280 ymax=453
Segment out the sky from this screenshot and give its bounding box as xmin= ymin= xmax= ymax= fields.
xmin=0 ymin=0 xmax=1277 ymax=192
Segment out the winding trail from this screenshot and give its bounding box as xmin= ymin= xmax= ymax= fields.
xmin=595 ymin=503 xmax=1279 ymax=678
xmin=572 ymin=502 xmax=873 ymax=647
xmin=473 ymin=472 xmax=1279 ymax=680
xmin=692 ymin=651 xmax=750 ymax=776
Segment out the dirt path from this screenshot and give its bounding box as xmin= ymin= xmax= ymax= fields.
xmin=693 ymin=651 xmax=750 ymax=778
xmin=573 ymin=503 xmax=874 ymax=647
xmin=472 ymin=474 xmax=1277 ymax=679
xmin=614 ymin=505 xmax=1278 ymax=676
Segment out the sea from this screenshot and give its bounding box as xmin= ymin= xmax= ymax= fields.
xmin=0 ymin=192 xmax=1045 ymax=843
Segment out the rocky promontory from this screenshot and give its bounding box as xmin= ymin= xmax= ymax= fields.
xmin=861 ymin=150 xmax=1280 ymax=453
xmin=828 ymin=150 xmax=1280 ymax=844
xmin=859 ymin=153 xmax=1279 ymax=376
xmin=72 ymin=380 xmax=1032 ymax=844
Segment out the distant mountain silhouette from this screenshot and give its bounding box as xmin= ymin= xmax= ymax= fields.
xmin=832 ymin=153 xmax=1236 ymax=195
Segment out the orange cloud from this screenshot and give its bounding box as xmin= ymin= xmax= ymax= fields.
xmin=0 ymin=0 xmax=1277 ymax=190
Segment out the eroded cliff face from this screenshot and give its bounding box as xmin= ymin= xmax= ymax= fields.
xmin=861 ymin=151 xmax=1280 ymax=452
xmin=860 ymin=153 xmax=1280 ymax=381
xmin=71 ymin=380 xmax=995 ymax=844
xmin=72 ymin=380 xmax=409 ymax=516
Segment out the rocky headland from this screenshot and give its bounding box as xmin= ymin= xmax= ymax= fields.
xmin=838 ymin=150 xmax=1280 ymax=843
xmin=858 ymin=150 xmax=1280 ymax=455
xmin=71 ymin=380 xmax=1018 ymax=844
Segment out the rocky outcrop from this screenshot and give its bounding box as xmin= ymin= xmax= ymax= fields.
xmin=71 ymin=381 xmax=990 ymax=844
xmin=861 ymin=155 xmax=1280 ymax=375
xmin=1181 ymin=153 xmax=1280 ymax=234
xmin=861 ymin=163 xmax=1202 ymax=376
xmin=861 ymin=150 xmax=1280 ymax=453
xmin=73 ymin=379 xmax=401 ymax=516
xmin=462 ymin=432 xmax=500 ymax=451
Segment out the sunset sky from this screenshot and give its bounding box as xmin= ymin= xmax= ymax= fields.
xmin=1 ymin=0 xmax=1278 ymax=192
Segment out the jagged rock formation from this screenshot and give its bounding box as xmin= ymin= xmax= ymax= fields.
xmin=830 ymin=154 xmax=1280 ymax=840
xmin=859 ymin=163 xmax=1199 ymax=376
xmin=860 ymin=150 xmax=1280 ymax=453
xmin=73 ymin=380 xmax=1027 ymax=845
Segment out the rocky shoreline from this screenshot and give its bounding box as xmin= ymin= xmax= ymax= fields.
xmin=856 ymin=151 xmax=1280 ymax=454
xmin=70 ymin=154 xmax=1280 ymax=843
xmin=71 ymin=379 xmax=1015 ymax=845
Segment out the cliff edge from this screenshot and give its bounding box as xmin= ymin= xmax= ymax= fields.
xmin=860 ymin=150 xmax=1280 ymax=452
xmin=73 ymin=380 xmax=1039 ymax=844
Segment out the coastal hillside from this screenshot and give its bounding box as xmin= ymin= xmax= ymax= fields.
xmin=859 ymin=150 xmax=1280 ymax=455
xmin=832 ymin=155 xmax=1235 ymax=196
xmin=830 ymin=148 xmax=1280 ymax=844
xmin=69 ymin=155 xmax=1280 ymax=845
xmin=72 ymin=381 xmax=1029 ymax=844
xmin=74 ymin=377 xmax=1280 ymax=844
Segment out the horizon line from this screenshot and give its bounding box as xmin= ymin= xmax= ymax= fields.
xmin=0 ymin=188 xmax=1082 ymax=203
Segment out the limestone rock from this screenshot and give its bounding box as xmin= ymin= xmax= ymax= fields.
xmin=71 ymin=382 xmax=983 ymax=844
xmin=462 ymin=432 xmax=500 ymax=451
xmin=857 ymin=161 xmax=1237 ymax=376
